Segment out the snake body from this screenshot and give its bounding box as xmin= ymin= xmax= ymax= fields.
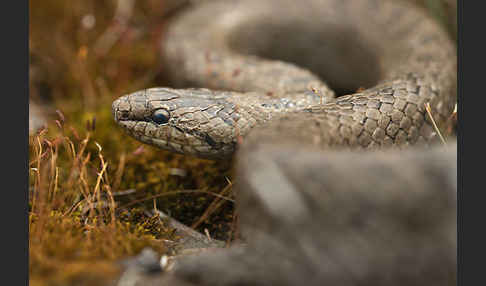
xmin=112 ymin=0 xmax=456 ymax=285
xmin=112 ymin=0 xmax=456 ymax=158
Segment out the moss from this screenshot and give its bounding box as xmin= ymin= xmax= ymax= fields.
xmin=29 ymin=54 xmax=233 ymax=284
xmin=29 ymin=211 xmax=168 ymax=286
xmin=29 ymin=95 xmax=234 ymax=285
xmin=29 ymin=1 xmax=454 ymax=285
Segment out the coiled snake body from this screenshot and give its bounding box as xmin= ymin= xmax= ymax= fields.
xmin=112 ymin=0 xmax=456 ymax=285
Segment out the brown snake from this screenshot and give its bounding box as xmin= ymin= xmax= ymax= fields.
xmin=112 ymin=0 xmax=456 ymax=158
xmin=112 ymin=0 xmax=457 ymax=285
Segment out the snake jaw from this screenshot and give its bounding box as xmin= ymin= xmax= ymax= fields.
xmin=112 ymin=88 xmax=238 ymax=158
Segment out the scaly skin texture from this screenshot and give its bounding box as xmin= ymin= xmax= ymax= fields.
xmin=112 ymin=0 xmax=456 ymax=285
xmin=125 ymin=143 xmax=457 ymax=286
xmin=112 ymin=0 xmax=456 ymax=159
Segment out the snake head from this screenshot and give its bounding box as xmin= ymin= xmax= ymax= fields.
xmin=112 ymin=87 xmax=244 ymax=159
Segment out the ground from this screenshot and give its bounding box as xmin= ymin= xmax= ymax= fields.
xmin=28 ymin=0 xmax=456 ymax=285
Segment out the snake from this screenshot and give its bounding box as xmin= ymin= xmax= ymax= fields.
xmin=112 ymin=0 xmax=457 ymax=285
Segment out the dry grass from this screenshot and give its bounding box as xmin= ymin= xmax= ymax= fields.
xmin=29 ymin=1 xmax=234 ymax=285
xmin=29 ymin=0 xmax=455 ymax=285
xmin=29 ymin=107 xmax=234 ymax=285
xmin=29 ymin=124 xmax=163 ymax=286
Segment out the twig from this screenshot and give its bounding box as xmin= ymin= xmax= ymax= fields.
xmin=119 ymin=189 xmax=234 ymax=209
xmin=424 ymin=102 xmax=446 ymax=144
xmin=191 ymin=179 xmax=233 ymax=229
xmin=226 ymin=211 xmax=239 ymax=246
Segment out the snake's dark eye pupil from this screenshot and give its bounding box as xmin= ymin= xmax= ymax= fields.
xmin=152 ymin=109 xmax=170 ymax=125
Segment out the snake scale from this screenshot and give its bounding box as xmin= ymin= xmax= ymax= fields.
xmin=112 ymin=0 xmax=457 ymax=285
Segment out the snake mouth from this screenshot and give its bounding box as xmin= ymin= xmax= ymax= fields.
xmin=113 ymin=98 xmax=234 ymax=158
xmin=112 ymin=88 xmax=242 ymax=158
xmin=117 ymin=120 xmax=230 ymax=157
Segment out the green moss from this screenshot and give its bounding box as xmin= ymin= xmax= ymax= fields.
xmin=29 ymin=210 xmax=169 ymax=286
xmin=29 ymin=96 xmax=234 ymax=284
xmin=29 ymin=1 xmax=455 ymax=285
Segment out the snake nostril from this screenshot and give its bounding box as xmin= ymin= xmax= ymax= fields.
xmin=117 ymin=110 xmax=130 ymax=121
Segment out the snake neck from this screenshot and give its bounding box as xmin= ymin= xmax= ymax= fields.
xmin=112 ymin=87 xmax=335 ymax=159
xmin=113 ymin=0 xmax=456 ymax=159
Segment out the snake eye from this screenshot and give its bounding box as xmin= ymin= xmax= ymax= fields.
xmin=152 ymin=109 xmax=170 ymax=125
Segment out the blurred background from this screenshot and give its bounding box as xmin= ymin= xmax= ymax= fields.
xmin=28 ymin=0 xmax=456 ymax=285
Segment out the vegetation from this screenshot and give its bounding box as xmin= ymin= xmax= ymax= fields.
xmin=30 ymin=1 xmax=234 ymax=285
xmin=29 ymin=0 xmax=456 ymax=285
